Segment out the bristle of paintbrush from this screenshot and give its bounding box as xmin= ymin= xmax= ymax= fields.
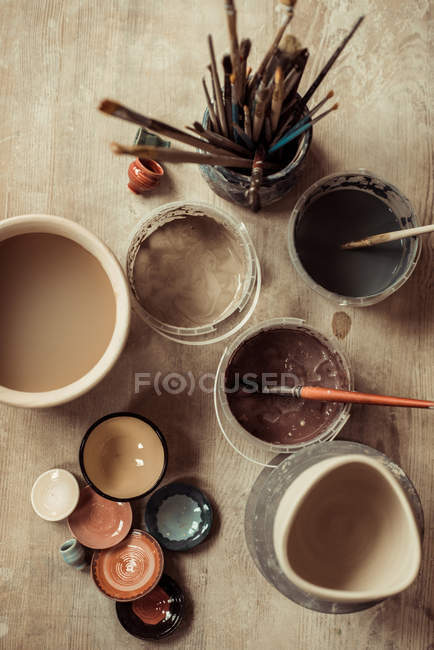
xmin=281 ymin=34 xmax=301 ymax=57
xmin=99 ymin=99 xmax=122 ymax=115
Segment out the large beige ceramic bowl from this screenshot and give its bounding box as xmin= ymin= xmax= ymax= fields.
xmin=0 ymin=215 xmax=130 ymax=408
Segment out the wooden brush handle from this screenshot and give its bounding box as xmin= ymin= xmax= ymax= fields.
xmin=300 ymin=386 xmax=434 ymax=408
xmin=341 ymin=224 xmax=434 ymax=249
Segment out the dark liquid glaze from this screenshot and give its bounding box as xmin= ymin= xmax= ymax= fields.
xmin=225 ymin=328 xmax=349 ymax=445
xmin=295 ymin=189 xmax=406 ymax=297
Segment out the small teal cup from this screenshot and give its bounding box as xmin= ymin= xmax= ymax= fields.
xmin=60 ymin=538 xmax=87 ymax=570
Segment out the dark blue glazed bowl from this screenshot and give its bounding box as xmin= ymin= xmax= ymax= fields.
xmin=145 ymin=482 xmax=213 ymax=551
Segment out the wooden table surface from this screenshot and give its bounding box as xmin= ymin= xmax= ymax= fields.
xmin=0 ymin=1 xmax=432 ymax=648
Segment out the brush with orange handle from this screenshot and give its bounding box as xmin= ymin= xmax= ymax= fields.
xmin=260 ymin=385 xmax=434 ymax=409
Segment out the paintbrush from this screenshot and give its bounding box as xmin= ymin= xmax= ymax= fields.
xmin=252 ymin=84 xmax=271 ymax=142
xmin=301 ymin=16 xmax=365 ymax=105
xmin=207 ymin=64 xmax=223 ymax=134
xmin=271 ymin=66 xmax=284 ymax=131
xmin=190 ymin=121 xmax=252 ymax=157
xmin=202 ymin=77 xmax=222 ymax=133
xmin=249 ymin=0 xmax=297 ymax=92
xmin=283 ymin=48 xmax=309 ymax=103
xmin=269 ymin=103 xmax=338 ymax=153
xmin=110 ymin=143 xmax=276 ymax=169
xmin=245 ymin=147 xmax=265 ymax=212
xmin=263 ymin=36 xmax=301 ymax=86
xmin=239 ymin=38 xmax=252 ymax=104
xmin=222 ymin=55 xmax=233 ymax=137
xmin=252 ymin=384 xmax=434 ymax=409
xmin=341 ymin=224 xmax=434 ymax=250
xmin=224 ymin=0 xmax=242 ymax=103
xmin=208 ymin=34 xmax=228 ymax=136
xmin=270 ymin=90 xmax=334 ymax=146
xmin=243 ymin=104 xmax=252 ymax=139
xmin=230 ymin=72 xmax=239 ymax=140
xmin=99 ymin=99 xmax=232 ymax=157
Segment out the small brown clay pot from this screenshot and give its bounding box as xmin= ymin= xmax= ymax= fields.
xmin=128 ymin=158 xmax=164 ymax=194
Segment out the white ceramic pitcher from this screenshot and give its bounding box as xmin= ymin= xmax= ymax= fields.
xmin=273 ymin=454 xmax=421 ymax=603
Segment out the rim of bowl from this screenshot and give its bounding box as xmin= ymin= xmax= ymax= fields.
xmin=125 ymin=200 xmax=257 ymax=338
xmin=79 ymin=412 xmax=168 ymax=502
xmin=115 ymin=573 xmax=184 ymax=639
xmin=31 ymin=468 xmax=80 ymax=521
xmin=0 ymin=214 xmax=131 ymax=408
xmin=91 ymin=528 xmax=165 ymax=601
xmin=287 ymin=170 xmax=421 ymax=306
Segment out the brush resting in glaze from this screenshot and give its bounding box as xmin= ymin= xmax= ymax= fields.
xmin=295 ymin=189 xmax=405 ymax=297
xmin=225 ymin=328 xmax=349 ymax=445
xmin=133 ymin=210 xmax=246 ymax=328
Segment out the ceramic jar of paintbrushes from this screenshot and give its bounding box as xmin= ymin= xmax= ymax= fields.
xmin=99 ymin=3 xmax=364 ymax=212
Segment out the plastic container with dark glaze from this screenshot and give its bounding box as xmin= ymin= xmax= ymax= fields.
xmin=199 ymin=96 xmax=312 ymax=209
xmin=288 ymin=170 xmax=421 ymax=306
xmin=214 ymin=317 xmax=353 ymax=467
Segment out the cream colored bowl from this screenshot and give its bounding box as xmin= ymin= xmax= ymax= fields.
xmin=273 ymin=454 xmax=421 ymax=603
xmin=0 ymin=214 xmax=130 ymax=408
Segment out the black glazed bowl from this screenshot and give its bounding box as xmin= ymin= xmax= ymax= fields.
xmin=145 ymin=482 xmax=213 ymax=551
xmin=116 ymin=574 xmax=184 ymax=640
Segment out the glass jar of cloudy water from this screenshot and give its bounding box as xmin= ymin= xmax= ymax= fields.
xmin=125 ymin=201 xmax=261 ymax=345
